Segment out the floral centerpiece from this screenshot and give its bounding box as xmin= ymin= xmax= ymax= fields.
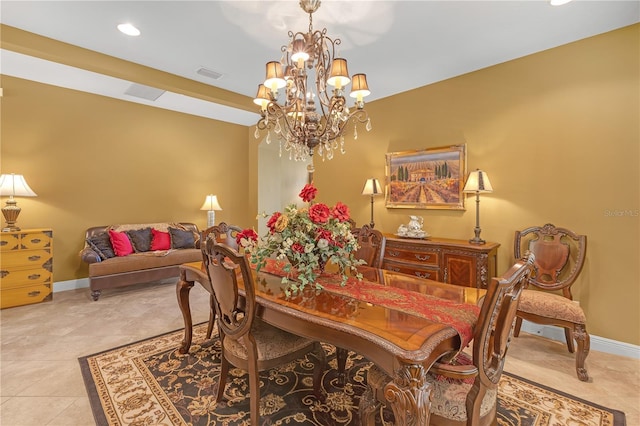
xmin=236 ymin=184 xmax=364 ymax=295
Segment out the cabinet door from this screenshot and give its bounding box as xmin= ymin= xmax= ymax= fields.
xmin=442 ymin=252 xmax=477 ymax=287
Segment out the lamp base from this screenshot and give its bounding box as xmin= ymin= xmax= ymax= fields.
xmin=2 ymin=200 xmax=21 ymax=232
xmin=207 ymin=211 xmax=216 ymax=228
xmin=468 ymin=227 xmax=486 ymax=245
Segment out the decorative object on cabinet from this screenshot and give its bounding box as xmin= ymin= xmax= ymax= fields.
xmin=383 ymin=234 xmax=499 ymax=288
xmin=385 ymin=145 xmax=466 ymax=210
xmin=513 ymin=223 xmax=590 ymax=382
xmin=0 ymin=173 xmax=38 ymax=232
xmin=396 ymin=215 xmax=429 ymax=239
xmin=0 ymin=228 xmax=53 ymax=308
xmin=463 ymin=169 xmax=493 ymax=245
xmin=200 ymin=195 xmax=222 ymax=228
xmin=361 ymin=178 xmax=382 ymax=228
xmin=253 ymin=0 xmax=372 ymax=162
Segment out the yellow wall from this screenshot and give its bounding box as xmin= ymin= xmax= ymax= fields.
xmin=1 ymin=24 xmax=638 ymax=345
xmin=313 ymin=24 xmax=639 ymax=345
xmin=1 ymin=76 xmax=253 ymax=282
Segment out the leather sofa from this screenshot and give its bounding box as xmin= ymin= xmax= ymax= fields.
xmin=80 ymin=222 xmax=202 ymax=300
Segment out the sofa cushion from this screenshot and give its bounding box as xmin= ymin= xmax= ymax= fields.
xmin=151 ymin=228 xmax=171 ymax=251
xmin=169 ymin=227 xmax=196 ymax=249
xmin=109 ymin=230 xmax=134 ymax=257
xmin=88 ymin=248 xmax=202 ymax=276
xmin=126 ymin=227 xmax=153 ymax=252
xmin=86 ymin=232 xmax=115 ymax=260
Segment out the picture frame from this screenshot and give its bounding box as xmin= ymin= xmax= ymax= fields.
xmin=385 ymin=144 xmax=467 ymax=210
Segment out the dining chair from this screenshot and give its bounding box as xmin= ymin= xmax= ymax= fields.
xmin=334 ymin=225 xmax=387 ymax=386
xmin=203 ymin=237 xmax=326 ymax=425
xmin=200 ymin=222 xmax=243 ymax=340
xmin=359 ymin=253 xmax=535 ymax=426
xmin=513 ymin=223 xmax=590 ymax=381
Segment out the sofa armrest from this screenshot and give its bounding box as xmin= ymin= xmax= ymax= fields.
xmin=80 ymin=247 xmax=101 ymax=264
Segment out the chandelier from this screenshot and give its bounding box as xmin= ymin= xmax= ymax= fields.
xmin=253 ymin=0 xmax=372 ymax=161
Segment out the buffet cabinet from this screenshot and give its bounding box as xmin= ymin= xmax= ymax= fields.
xmin=0 ymin=229 xmax=53 ymax=309
xmin=382 ymin=234 xmax=499 ymax=289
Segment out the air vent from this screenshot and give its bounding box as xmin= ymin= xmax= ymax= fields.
xmin=196 ymin=67 xmax=223 ymax=80
xmin=124 ymin=83 xmax=165 ymax=101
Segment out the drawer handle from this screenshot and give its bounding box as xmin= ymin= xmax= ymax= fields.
xmin=387 ymin=250 xmax=400 ymax=257
xmin=0 ymin=241 xmax=7 ymax=247
xmin=28 ymin=255 xmax=42 ymax=261
xmin=28 ymin=273 xmax=41 ymax=280
xmin=28 ymin=290 xmax=42 ymax=297
xmin=0 ymin=270 xmax=8 ymax=278
xmin=415 ymin=254 xmax=431 ymax=261
xmin=30 ymin=238 xmax=43 ymax=244
xmin=389 ymin=267 xmax=400 ymax=272
xmin=415 ymin=272 xmax=432 ymax=279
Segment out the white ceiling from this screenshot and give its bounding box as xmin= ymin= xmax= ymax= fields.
xmin=1 ymin=1 xmax=638 ymax=125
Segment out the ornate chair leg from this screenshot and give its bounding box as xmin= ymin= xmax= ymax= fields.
xmin=564 ymin=327 xmax=575 ymax=353
xmin=359 ymin=386 xmax=379 ymax=426
xmin=513 ymin=316 xmax=523 ymax=337
xmin=336 ymin=347 xmax=348 ymax=386
xmin=575 ymin=324 xmax=590 ymax=382
xmin=206 ymin=295 xmax=215 ymax=339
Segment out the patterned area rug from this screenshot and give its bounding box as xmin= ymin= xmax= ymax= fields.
xmin=79 ymin=324 xmax=626 ymax=426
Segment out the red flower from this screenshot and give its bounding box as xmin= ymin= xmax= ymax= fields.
xmin=316 ymin=228 xmax=333 ymax=243
xmin=266 ymin=212 xmax=282 ymax=233
xmin=332 ymin=202 xmax=350 ymax=222
xmin=236 ymin=229 xmax=258 ymax=246
xmin=309 ymin=203 xmax=330 ymax=224
xmin=299 ymin=183 xmax=318 ymax=203
xmin=292 ymin=242 xmax=305 ymax=253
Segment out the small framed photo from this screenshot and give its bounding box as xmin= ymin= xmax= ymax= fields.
xmin=385 ymin=144 xmax=467 ymax=210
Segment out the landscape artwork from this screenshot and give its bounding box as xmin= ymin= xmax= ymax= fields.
xmin=385 ymin=145 xmax=467 ymax=210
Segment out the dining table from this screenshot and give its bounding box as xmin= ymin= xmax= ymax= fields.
xmin=176 ymin=258 xmax=485 ymax=425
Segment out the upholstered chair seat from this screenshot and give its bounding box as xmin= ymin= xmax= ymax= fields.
xmin=518 ymin=290 xmax=587 ymax=324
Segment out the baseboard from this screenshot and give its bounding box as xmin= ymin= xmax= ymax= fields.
xmin=52 ymin=280 xmax=639 ymax=359
xmin=520 ymin=320 xmax=640 ymax=359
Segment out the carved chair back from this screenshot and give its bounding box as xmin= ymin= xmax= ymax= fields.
xmin=352 ymin=225 xmax=386 ymax=269
xmin=514 ymin=223 xmax=587 ymax=298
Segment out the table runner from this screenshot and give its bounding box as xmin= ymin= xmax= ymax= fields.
xmin=257 ymin=258 xmax=479 ymax=349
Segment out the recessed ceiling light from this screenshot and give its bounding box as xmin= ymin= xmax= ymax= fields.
xmin=117 ymin=23 xmax=140 ymax=36
xmin=550 ymin=0 xmax=573 ymax=6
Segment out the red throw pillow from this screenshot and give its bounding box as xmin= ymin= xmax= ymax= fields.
xmin=151 ymin=228 xmax=171 ymax=250
xmin=108 ymin=230 xmax=134 ymax=257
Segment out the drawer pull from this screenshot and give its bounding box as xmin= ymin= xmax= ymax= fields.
xmin=415 ymin=272 xmax=432 ymax=279
xmin=28 ymin=290 xmax=42 ymax=297
xmin=387 ymin=250 xmax=400 ymax=257
xmin=30 ymin=238 xmax=43 ymax=244
xmin=28 ymin=273 xmax=42 ymax=280
xmin=0 ymin=270 xmax=8 ymax=278
xmin=415 ymin=254 xmax=431 ymax=261
xmin=28 ymin=255 xmax=42 ymax=261
xmin=389 ymin=267 xmax=400 ymax=272
xmin=0 ymin=241 xmax=7 ymax=247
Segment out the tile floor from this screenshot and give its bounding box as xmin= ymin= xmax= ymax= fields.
xmin=1 ymin=281 xmax=638 ymax=425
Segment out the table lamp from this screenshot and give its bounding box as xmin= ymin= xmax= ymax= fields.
xmin=0 ymin=173 xmax=38 ymax=232
xmin=463 ymin=169 xmax=493 ymax=245
xmin=362 ymin=178 xmax=382 ymax=228
xmin=200 ymin=195 xmax=222 ymax=228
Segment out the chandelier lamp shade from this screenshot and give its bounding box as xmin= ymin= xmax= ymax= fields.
xmin=200 ymin=195 xmax=222 ymax=228
xmin=362 ymin=178 xmax=383 ymax=229
xmin=253 ymin=0 xmax=372 ymax=162
xmin=0 ymin=173 xmax=38 ymax=232
xmin=463 ymin=169 xmax=493 ymax=245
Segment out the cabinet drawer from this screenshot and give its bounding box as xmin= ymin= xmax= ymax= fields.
xmin=1 ymin=284 xmax=52 ymax=309
xmin=0 ymin=267 xmax=52 ymax=289
xmin=20 ymin=231 xmax=52 ymax=250
xmin=383 ymin=260 xmax=440 ymax=281
xmin=384 ymin=244 xmax=439 ymax=266
xmin=0 ymin=233 xmax=20 ymax=251
xmin=1 ymin=249 xmax=52 ymax=269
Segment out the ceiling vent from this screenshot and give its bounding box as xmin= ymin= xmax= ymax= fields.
xmin=124 ymin=83 xmax=165 ymax=101
xmin=196 ymin=67 xmax=223 ymax=80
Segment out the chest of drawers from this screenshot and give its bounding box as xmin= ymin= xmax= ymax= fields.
xmin=0 ymin=229 xmax=53 ymax=308
xmin=382 ymin=234 xmax=499 ymax=288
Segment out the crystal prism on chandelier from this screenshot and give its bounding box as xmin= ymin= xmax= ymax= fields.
xmin=253 ymin=0 xmax=372 ymax=161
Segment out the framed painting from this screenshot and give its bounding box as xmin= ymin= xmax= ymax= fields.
xmin=385 ymin=144 xmax=467 ymax=210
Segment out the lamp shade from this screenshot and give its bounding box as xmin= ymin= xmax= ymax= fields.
xmin=264 ymin=61 xmax=286 ymax=90
xmin=327 ymin=58 xmax=350 ymax=89
xmin=0 ymin=174 xmax=37 ymax=197
xmin=253 ymin=84 xmax=271 ymax=107
xmin=463 ymin=170 xmax=493 ymax=193
xmin=362 ymin=178 xmax=383 ymax=196
xmin=349 ymin=74 xmax=371 ymax=99
xmin=200 ymin=195 xmax=222 ymax=211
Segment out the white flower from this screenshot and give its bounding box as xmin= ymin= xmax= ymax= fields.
xmin=317 ymin=239 xmax=329 ymax=249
